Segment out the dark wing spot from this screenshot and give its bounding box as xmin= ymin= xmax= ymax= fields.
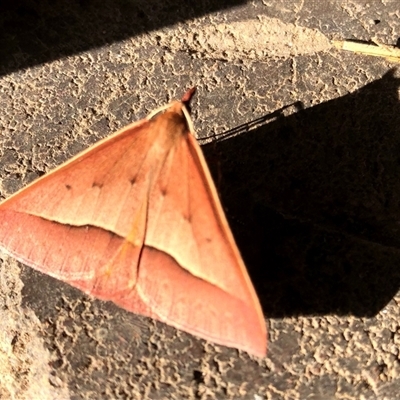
xmin=92 ymin=181 xmax=104 ymax=189
xmin=129 ymin=177 xmax=136 ymax=185
xmin=183 ymin=213 xmax=192 ymax=223
xmin=65 ymin=184 xmax=72 ymax=190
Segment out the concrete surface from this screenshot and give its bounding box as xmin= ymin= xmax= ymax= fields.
xmin=1 ymin=0 xmax=400 ymax=399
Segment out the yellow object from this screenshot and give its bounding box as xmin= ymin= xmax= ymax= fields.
xmin=333 ymin=40 xmax=400 ymax=63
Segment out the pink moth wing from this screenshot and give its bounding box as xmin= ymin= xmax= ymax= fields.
xmin=0 ymin=89 xmax=266 ymax=357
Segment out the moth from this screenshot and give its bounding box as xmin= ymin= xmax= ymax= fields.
xmin=0 ymin=88 xmax=266 ymax=357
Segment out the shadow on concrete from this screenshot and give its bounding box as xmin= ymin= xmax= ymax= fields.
xmin=203 ymin=68 xmax=400 ymax=318
xmin=0 ymin=0 xmax=245 ymax=76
